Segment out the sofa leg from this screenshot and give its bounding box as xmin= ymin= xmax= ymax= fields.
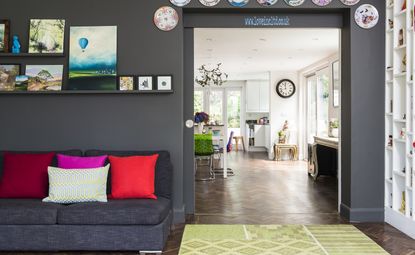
xmin=139 ymin=251 xmax=162 ymax=255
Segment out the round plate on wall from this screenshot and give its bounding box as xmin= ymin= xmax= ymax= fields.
xmin=284 ymin=0 xmax=305 ymax=7
xmin=170 ymin=0 xmax=191 ymax=7
xmin=340 ymin=0 xmax=360 ymax=6
xmin=257 ymin=0 xmax=278 ymax=6
xmin=154 ymin=6 xmax=179 ymax=32
xmin=276 ymin=79 xmax=296 ymax=98
xmin=312 ymin=0 xmax=332 ymax=6
xmin=354 ymin=4 xmax=379 ymax=29
xmin=228 ymin=0 xmax=249 ymax=7
xmin=199 ymin=0 xmax=221 ymax=6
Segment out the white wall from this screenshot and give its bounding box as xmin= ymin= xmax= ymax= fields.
xmin=269 ymin=71 xmax=299 ymax=159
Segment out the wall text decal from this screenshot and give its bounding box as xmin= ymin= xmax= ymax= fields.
xmin=244 ymin=16 xmax=290 ymax=26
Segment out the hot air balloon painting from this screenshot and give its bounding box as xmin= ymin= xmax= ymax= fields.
xmin=68 ymin=26 xmax=117 ymax=90
xmin=29 ymin=19 xmax=65 ymax=53
xmin=78 ymin=38 xmax=89 ymax=52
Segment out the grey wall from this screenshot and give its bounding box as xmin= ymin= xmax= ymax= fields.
xmin=1 ymin=0 xmax=385 ymax=222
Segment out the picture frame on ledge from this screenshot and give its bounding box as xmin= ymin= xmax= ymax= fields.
xmin=157 ymin=75 xmax=173 ymax=91
xmin=0 ymin=64 xmax=20 ymax=91
xmin=137 ymin=75 xmax=153 ymax=91
xmin=0 ymin=20 xmax=10 ymax=53
xmin=117 ymin=75 xmax=135 ymax=91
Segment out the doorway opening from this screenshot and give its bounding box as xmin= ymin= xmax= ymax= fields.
xmin=192 ymin=28 xmax=342 ymax=222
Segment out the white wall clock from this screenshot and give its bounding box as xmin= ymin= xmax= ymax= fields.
xmin=284 ymin=0 xmax=305 ymax=7
xmin=257 ymin=0 xmax=278 ymax=6
xmin=228 ymin=0 xmax=249 ymax=7
xmin=354 ymin=4 xmax=379 ymax=29
xmin=276 ymin=79 xmax=296 ymax=98
xmin=170 ymin=0 xmax=191 ymax=7
xmin=340 ymin=0 xmax=360 ymax=6
xmin=312 ymin=0 xmax=332 ymax=7
xmin=154 ymin=6 xmax=179 ymax=32
xmin=199 ymin=0 xmax=221 ymax=6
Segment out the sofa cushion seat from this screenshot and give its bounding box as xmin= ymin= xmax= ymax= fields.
xmin=57 ymin=197 xmax=171 ymax=225
xmin=0 ymin=199 xmax=63 ymax=225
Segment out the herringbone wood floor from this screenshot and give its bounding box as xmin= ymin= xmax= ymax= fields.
xmin=163 ymin=152 xmax=415 ymax=255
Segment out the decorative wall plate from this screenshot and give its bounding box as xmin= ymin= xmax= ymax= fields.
xmin=312 ymin=0 xmax=332 ymax=6
xmin=228 ymin=0 xmax=249 ymax=7
xmin=170 ymin=0 xmax=191 ymax=7
xmin=284 ymin=0 xmax=305 ymax=7
xmin=154 ymin=6 xmax=179 ymax=32
xmin=257 ymin=0 xmax=278 ymax=6
xmin=199 ymin=0 xmax=221 ymax=6
xmin=354 ymin=4 xmax=379 ymax=29
xmin=340 ymin=0 xmax=360 ymax=6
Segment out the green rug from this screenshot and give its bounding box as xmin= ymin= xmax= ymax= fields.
xmin=179 ymin=225 xmax=389 ymax=255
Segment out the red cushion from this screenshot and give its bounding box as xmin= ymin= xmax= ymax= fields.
xmin=0 ymin=152 xmax=55 ymax=198
xmin=108 ymin=155 xmax=159 ymax=199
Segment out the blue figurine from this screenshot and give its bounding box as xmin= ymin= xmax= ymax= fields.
xmin=12 ymin=35 xmax=21 ymax=54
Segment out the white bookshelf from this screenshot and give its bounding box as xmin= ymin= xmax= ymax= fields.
xmin=385 ymin=0 xmax=415 ymax=238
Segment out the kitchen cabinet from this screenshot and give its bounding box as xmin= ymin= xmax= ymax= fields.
xmin=246 ymin=80 xmax=269 ymax=113
xmin=265 ymin=125 xmax=271 ymax=150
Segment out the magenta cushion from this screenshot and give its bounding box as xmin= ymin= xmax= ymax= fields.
xmin=57 ymin=154 xmax=108 ymax=169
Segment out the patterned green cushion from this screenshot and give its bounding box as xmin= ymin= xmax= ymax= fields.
xmin=195 ymin=134 xmax=214 ymax=156
xmin=43 ymin=165 xmax=109 ymax=204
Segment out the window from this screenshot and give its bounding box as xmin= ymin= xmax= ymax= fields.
xmin=307 ymin=66 xmax=330 ymax=142
xmin=194 ymin=90 xmax=204 ymax=114
xmin=209 ymin=90 xmax=224 ymax=124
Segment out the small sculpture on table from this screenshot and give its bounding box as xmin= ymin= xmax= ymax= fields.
xmin=12 ymin=35 xmax=21 ymax=54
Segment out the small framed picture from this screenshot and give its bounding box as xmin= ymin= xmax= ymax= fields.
xmin=0 ymin=64 xmax=20 ymax=91
xmin=117 ymin=75 xmax=135 ymax=91
xmin=0 ymin=20 xmax=10 ymax=53
xmin=157 ymin=75 xmax=172 ymax=91
xmin=138 ymin=76 xmax=153 ymax=91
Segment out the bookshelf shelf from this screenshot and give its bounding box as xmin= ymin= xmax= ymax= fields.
xmin=385 ymin=0 xmax=415 ymax=239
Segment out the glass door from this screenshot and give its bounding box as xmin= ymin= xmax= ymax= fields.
xmin=316 ymin=67 xmax=330 ymax=137
xmin=227 ymin=89 xmax=242 ymax=138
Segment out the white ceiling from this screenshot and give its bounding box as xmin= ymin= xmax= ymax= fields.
xmin=195 ymin=28 xmax=340 ymax=74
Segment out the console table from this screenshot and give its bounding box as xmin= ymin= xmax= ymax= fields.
xmin=273 ymin=144 xmax=298 ymax=161
xmin=309 ymin=136 xmax=338 ymax=180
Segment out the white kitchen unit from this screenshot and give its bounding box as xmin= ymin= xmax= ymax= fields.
xmin=254 ymin=125 xmax=266 ymax=147
xmin=246 ymin=80 xmax=270 ymax=113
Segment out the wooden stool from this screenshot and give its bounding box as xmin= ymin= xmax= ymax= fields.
xmin=233 ymin=136 xmax=246 ymax=152
xmin=273 ymin=144 xmax=298 ymax=161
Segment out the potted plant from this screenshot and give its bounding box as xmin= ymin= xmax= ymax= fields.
xmin=329 ymin=119 xmax=339 ymax=138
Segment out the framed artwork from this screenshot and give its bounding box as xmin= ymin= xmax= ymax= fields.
xmin=138 ymin=76 xmax=153 ymax=91
xmin=69 ymin=26 xmax=117 ymax=90
xmin=25 ymin=65 xmax=63 ymax=91
xmin=0 ymin=20 xmax=10 ymax=53
xmin=0 ymin=64 xmax=20 ymax=91
xmin=15 ymin=75 xmax=29 ymax=91
xmin=332 ymin=61 xmax=340 ymax=108
xmin=29 ymin=19 xmax=65 ymax=53
xmin=157 ymin=75 xmax=173 ymax=91
xmin=117 ymin=75 xmax=135 ymax=91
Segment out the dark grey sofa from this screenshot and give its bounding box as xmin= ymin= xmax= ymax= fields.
xmin=0 ymin=150 xmax=173 ymax=254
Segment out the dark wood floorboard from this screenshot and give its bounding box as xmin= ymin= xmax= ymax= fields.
xmin=2 ymin=152 xmax=415 ymax=255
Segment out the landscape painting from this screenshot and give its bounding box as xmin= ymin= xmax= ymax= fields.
xmin=15 ymin=75 xmax=29 ymax=91
xmin=25 ymin=65 xmax=63 ymax=91
xmin=0 ymin=20 xmax=10 ymax=53
xmin=68 ymin=26 xmax=117 ymax=90
xmin=0 ymin=64 xmax=20 ymax=91
xmin=29 ymin=19 xmax=65 ymax=53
